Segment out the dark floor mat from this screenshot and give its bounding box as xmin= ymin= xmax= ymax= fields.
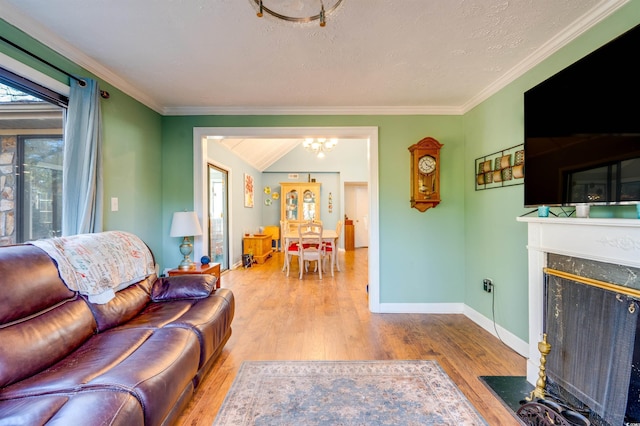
xmin=479 ymin=375 xmax=533 ymax=413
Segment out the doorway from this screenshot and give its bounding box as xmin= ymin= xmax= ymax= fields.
xmin=193 ymin=126 xmax=380 ymax=312
xmin=208 ymin=164 xmax=229 ymax=271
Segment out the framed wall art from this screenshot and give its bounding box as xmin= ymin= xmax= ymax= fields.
xmin=244 ymin=173 xmax=254 ymax=207
xmin=475 ymin=144 xmax=524 ymax=191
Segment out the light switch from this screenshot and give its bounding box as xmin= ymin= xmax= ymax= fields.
xmin=111 ymin=197 xmax=119 ymax=212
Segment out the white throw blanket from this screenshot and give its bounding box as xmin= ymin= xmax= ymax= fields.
xmin=31 ymin=231 xmax=156 ymax=304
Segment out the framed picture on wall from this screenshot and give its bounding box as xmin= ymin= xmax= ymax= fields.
xmin=244 ymin=174 xmax=254 ymax=208
xmin=475 ymin=144 xmax=524 ymax=191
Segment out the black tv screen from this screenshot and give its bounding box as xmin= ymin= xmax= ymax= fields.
xmin=524 ymin=24 xmax=640 ymax=207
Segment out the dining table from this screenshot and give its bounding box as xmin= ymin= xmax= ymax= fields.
xmin=283 ymin=228 xmax=340 ymax=276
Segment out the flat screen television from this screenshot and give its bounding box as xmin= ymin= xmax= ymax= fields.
xmin=523 ymin=24 xmax=640 ymax=207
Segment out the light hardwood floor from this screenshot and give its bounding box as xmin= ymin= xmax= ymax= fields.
xmin=177 ymin=248 xmax=526 ymax=425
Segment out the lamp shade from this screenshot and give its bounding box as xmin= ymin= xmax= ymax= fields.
xmin=170 ymin=211 xmax=203 ymax=237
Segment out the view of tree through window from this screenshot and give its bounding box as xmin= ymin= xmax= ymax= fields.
xmin=0 ymin=82 xmax=65 ymax=245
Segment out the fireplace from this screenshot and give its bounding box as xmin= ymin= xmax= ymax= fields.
xmin=518 ymin=217 xmax=640 ymax=425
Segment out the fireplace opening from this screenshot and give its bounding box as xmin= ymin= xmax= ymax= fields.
xmin=542 ymin=255 xmax=640 ymax=426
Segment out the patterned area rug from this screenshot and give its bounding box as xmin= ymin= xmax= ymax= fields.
xmin=213 ymin=360 xmax=487 ymax=425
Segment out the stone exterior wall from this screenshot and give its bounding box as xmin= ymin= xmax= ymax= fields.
xmin=0 ymin=136 xmax=16 ymax=246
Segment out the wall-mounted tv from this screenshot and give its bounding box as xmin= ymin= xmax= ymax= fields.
xmin=524 ymin=24 xmax=640 ymax=207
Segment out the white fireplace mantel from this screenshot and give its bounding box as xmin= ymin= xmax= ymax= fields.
xmin=517 ymin=216 xmax=640 ymax=384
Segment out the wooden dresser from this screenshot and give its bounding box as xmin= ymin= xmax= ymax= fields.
xmin=243 ymin=234 xmax=273 ymax=264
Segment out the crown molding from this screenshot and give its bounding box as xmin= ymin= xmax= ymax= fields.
xmin=161 ymin=105 xmax=464 ymax=116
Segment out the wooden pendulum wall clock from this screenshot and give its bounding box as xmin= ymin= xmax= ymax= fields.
xmin=408 ymin=137 xmax=443 ymax=212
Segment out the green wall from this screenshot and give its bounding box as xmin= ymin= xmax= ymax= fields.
xmin=462 ymin=2 xmax=640 ymax=342
xmin=0 ymin=19 xmax=164 ymax=259
xmin=161 ymin=115 xmax=467 ymax=303
xmin=100 ymin=89 xmax=163 ymax=253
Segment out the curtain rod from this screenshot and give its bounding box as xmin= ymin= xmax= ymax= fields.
xmin=0 ymin=35 xmax=110 ymax=99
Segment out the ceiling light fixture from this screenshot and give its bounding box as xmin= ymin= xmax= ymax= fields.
xmin=252 ymin=0 xmax=344 ymax=27
xmin=302 ymin=138 xmax=337 ymax=159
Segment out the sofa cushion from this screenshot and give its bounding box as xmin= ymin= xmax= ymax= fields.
xmin=164 ymin=289 xmax=235 ymax=368
xmin=1 ymin=327 xmax=200 ymax=426
xmin=86 ymin=327 xmax=201 ymax=426
xmin=0 ymin=245 xmax=75 ymax=325
xmin=115 ymin=300 xmax=193 ymax=329
xmin=113 ymin=288 xmax=234 ymax=369
xmin=151 ymin=274 xmax=216 ymax=301
xmin=0 ymin=298 xmax=96 ymax=388
xmin=82 ymin=275 xmax=154 ymax=332
xmin=0 ymin=391 xmax=143 ymax=426
xmin=1 ymin=328 xmax=158 ymax=399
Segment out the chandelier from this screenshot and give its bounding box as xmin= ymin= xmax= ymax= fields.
xmin=251 ymin=0 xmax=344 ymax=27
xmin=302 ymin=138 xmax=338 ymax=158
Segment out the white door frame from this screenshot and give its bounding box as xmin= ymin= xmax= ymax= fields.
xmin=193 ymin=126 xmax=380 ymax=312
xmin=206 ymin=161 xmax=231 ymax=271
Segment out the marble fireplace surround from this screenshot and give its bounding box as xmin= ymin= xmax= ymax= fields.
xmin=517 ymin=216 xmax=640 ymax=385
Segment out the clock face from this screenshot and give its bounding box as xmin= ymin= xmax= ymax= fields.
xmin=418 ymin=155 xmax=436 ymax=174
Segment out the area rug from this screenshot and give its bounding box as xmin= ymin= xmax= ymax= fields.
xmin=213 ymin=360 xmax=487 ymax=425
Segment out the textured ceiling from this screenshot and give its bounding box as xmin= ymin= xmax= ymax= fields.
xmin=0 ymin=0 xmax=624 ymax=116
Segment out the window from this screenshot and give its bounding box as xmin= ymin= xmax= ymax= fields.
xmin=0 ymin=74 xmax=66 ymax=245
xmin=17 ymin=135 xmax=64 ymax=241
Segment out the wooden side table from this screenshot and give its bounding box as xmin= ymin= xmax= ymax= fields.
xmin=167 ymin=263 xmax=221 ymax=288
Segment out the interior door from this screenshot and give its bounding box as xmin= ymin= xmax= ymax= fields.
xmin=208 ymin=164 xmax=229 ymax=270
xmin=345 ymin=183 xmax=369 ymax=248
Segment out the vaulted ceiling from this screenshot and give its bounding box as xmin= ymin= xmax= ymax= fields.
xmin=217 ymin=137 xmax=300 ymax=171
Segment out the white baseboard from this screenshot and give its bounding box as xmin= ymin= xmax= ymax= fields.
xmin=379 ymin=302 xmax=464 ymax=314
xmin=378 ymin=302 xmax=529 ymax=358
xmin=463 ymin=305 xmax=529 ymax=357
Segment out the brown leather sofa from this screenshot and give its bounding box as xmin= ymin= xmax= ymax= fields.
xmin=0 ymin=243 xmax=234 ymax=425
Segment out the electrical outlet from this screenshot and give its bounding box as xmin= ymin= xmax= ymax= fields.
xmin=483 ymin=278 xmax=493 ymax=293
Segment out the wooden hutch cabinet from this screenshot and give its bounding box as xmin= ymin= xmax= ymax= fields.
xmin=280 ymin=182 xmax=321 ymax=226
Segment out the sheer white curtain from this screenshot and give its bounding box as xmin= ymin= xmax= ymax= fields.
xmin=61 ymin=77 xmax=103 ymax=235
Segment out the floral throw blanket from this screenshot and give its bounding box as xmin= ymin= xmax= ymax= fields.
xmin=31 ymin=231 xmax=156 ymax=304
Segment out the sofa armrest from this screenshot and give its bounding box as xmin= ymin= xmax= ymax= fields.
xmin=151 ymin=275 xmax=217 ymax=302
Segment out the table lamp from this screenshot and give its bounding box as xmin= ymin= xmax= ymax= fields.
xmin=170 ymin=211 xmax=203 ymax=270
